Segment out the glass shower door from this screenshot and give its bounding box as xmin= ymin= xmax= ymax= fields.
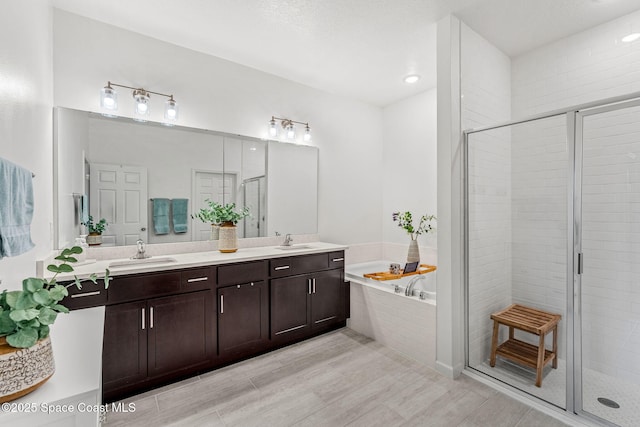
xmin=577 ymin=101 xmax=640 ymax=427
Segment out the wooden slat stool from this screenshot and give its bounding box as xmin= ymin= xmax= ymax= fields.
xmin=489 ymin=304 xmax=561 ymax=387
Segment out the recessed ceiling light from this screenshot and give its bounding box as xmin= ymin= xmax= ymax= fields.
xmin=622 ymin=33 xmax=640 ymax=43
xmin=403 ymin=74 xmax=420 ymax=84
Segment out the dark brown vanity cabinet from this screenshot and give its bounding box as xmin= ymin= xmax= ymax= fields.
xmin=103 ymin=300 xmax=147 ymax=391
xmin=101 ymin=268 xmax=215 ymax=402
xmin=217 ymin=281 xmax=269 ymax=359
xmin=216 ymin=261 xmax=269 ymax=360
xmin=63 ymin=250 xmax=347 ymax=402
xmin=270 ymin=252 xmax=346 ymax=344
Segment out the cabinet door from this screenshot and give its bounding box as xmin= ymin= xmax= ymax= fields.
xmin=311 ymin=269 xmax=345 ymax=330
xmin=218 ymin=281 xmax=269 ymax=357
xmin=271 ymin=275 xmax=311 ymax=341
xmin=147 ymin=291 xmax=211 ymax=377
xmin=103 ymin=301 xmax=147 ymax=390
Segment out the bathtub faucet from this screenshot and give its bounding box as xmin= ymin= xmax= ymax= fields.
xmin=405 ymin=275 xmax=426 ymax=296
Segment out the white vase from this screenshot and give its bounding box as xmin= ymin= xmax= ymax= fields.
xmin=407 ymin=239 xmax=420 ymax=264
xmin=218 ymin=222 xmax=238 ymax=253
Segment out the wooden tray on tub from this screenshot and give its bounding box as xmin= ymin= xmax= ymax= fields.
xmin=363 ymin=264 xmax=437 ymax=281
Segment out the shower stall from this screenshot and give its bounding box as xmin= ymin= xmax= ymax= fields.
xmin=465 ymin=93 xmax=640 ymax=427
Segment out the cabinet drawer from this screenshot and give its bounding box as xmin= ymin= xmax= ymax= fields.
xmin=329 ymin=251 xmax=345 ymax=269
xmin=108 ymin=272 xmax=181 ymax=304
xmin=181 ymin=267 xmax=215 ymax=291
xmin=217 ymin=261 xmax=267 ymax=286
xmin=291 ymin=253 xmax=328 ymax=274
xmin=61 ymin=279 xmax=108 ymax=310
xmin=270 ymin=257 xmax=293 ymax=278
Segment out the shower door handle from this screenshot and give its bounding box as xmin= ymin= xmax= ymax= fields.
xmin=577 ymin=253 xmax=583 ymax=275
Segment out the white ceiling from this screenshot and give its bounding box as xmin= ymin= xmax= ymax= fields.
xmin=52 ymin=0 xmax=640 ymax=107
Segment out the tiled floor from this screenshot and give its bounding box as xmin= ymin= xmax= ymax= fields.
xmin=104 ymin=328 xmax=569 ymax=427
xmin=475 ymin=358 xmax=640 ymax=426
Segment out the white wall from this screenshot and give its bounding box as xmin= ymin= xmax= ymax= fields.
xmin=0 ymin=2 xmax=53 ymax=289
xmin=436 ymin=16 xmax=511 ymax=377
xmin=436 ymin=15 xmax=462 ymax=378
xmin=52 ymin=9 xmax=384 ymax=247
xmin=381 ymin=89 xmax=437 ymax=264
xmin=461 ymin=24 xmax=512 ymax=367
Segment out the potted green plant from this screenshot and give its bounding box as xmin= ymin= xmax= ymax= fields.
xmin=82 ymin=215 xmax=108 ymax=246
xmin=392 ymin=211 xmax=436 ymax=263
xmin=0 ymin=246 xmax=110 ymax=403
xmin=193 ymin=201 xmax=249 ymax=250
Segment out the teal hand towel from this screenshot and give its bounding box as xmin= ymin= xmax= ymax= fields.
xmin=152 ymin=198 xmax=170 ymax=235
xmin=0 ymin=157 xmax=35 ymax=259
xmin=172 ymin=198 xmax=189 ymax=234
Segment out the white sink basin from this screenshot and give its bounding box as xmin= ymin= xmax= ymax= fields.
xmin=275 ymin=245 xmax=313 ymax=251
xmin=108 ymin=257 xmax=178 ymax=268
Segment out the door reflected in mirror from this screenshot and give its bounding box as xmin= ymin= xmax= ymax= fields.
xmin=53 ymin=107 xmax=318 ymax=249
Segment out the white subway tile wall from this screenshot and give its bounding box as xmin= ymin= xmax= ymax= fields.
xmin=581 ymin=105 xmax=640 ymax=385
xmin=511 ymin=8 xmax=640 ymax=388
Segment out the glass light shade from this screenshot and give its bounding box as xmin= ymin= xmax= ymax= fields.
xmin=303 ymin=125 xmax=312 ymax=142
xmin=133 ymin=90 xmax=150 ymax=120
xmin=164 ymin=98 xmax=179 ymax=122
xmin=622 ymin=33 xmax=640 ymax=43
xmin=100 ymin=85 xmax=118 ymax=111
xmin=286 ymin=123 xmax=295 ymax=140
xmin=269 ymin=119 xmax=278 ymax=137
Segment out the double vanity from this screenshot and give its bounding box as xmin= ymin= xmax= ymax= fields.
xmin=58 ymin=243 xmax=349 ymax=402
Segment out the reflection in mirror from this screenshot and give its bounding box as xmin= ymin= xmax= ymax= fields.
xmin=53 ymin=107 xmax=318 ymax=249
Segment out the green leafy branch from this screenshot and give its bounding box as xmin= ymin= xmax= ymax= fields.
xmin=392 ymin=211 xmax=437 ymax=240
xmin=0 ymin=246 xmax=110 ymax=348
xmin=192 ymin=200 xmax=250 ymax=225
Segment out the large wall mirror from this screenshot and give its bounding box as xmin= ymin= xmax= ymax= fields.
xmin=53 ymin=107 xmax=318 ymax=249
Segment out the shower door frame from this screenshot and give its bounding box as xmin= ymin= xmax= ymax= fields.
xmin=463 ymin=90 xmax=640 ymax=424
xmin=574 ymin=97 xmax=640 ymax=426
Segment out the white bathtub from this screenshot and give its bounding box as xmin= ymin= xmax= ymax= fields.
xmin=345 ymin=261 xmax=437 ymax=302
xmin=345 ymin=261 xmax=437 ymax=368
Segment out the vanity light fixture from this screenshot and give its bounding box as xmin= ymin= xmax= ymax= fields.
xmin=268 ymin=116 xmax=311 ymax=142
xmin=100 ymin=81 xmax=179 ymax=123
xmin=622 ymin=33 xmax=640 ymax=43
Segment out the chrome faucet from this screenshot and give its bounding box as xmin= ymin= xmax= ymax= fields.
xmin=132 ymin=238 xmax=150 ymax=259
xmin=281 ymin=234 xmax=293 ymax=246
xmin=405 ymin=275 xmax=426 ymax=296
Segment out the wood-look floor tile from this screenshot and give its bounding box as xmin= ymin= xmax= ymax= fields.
xmin=103 ymin=395 xmax=158 ymax=427
xmin=217 ymin=386 xmax=325 ymax=427
xmin=103 ymin=328 xmax=568 ymax=427
xmin=346 ymin=403 xmax=405 ymax=427
xmin=154 ymin=372 xmax=259 ymax=425
xmin=456 ymin=393 xmax=531 ymax=427
xmin=384 ymin=375 xmax=451 ymax=420
xmin=516 ymin=408 xmax=570 ymax=427
xmin=292 ymin=375 xmax=398 ymax=427
xmin=165 ymin=408 xmax=226 ymax=427
xmin=400 ymin=385 xmax=489 ymax=426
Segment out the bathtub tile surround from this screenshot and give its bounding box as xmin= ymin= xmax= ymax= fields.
xmin=346 ymin=261 xmax=436 ymax=368
xmin=103 ymin=329 xmax=566 ymax=427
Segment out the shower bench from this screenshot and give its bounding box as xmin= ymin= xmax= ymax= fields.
xmin=489 ymin=304 xmax=561 ymax=387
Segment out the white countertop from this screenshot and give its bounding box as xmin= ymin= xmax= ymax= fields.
xmin=53 ymin=242 xmax=348 ymax=281
xmin=0 ymin=307 xmax=104 ymax=423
